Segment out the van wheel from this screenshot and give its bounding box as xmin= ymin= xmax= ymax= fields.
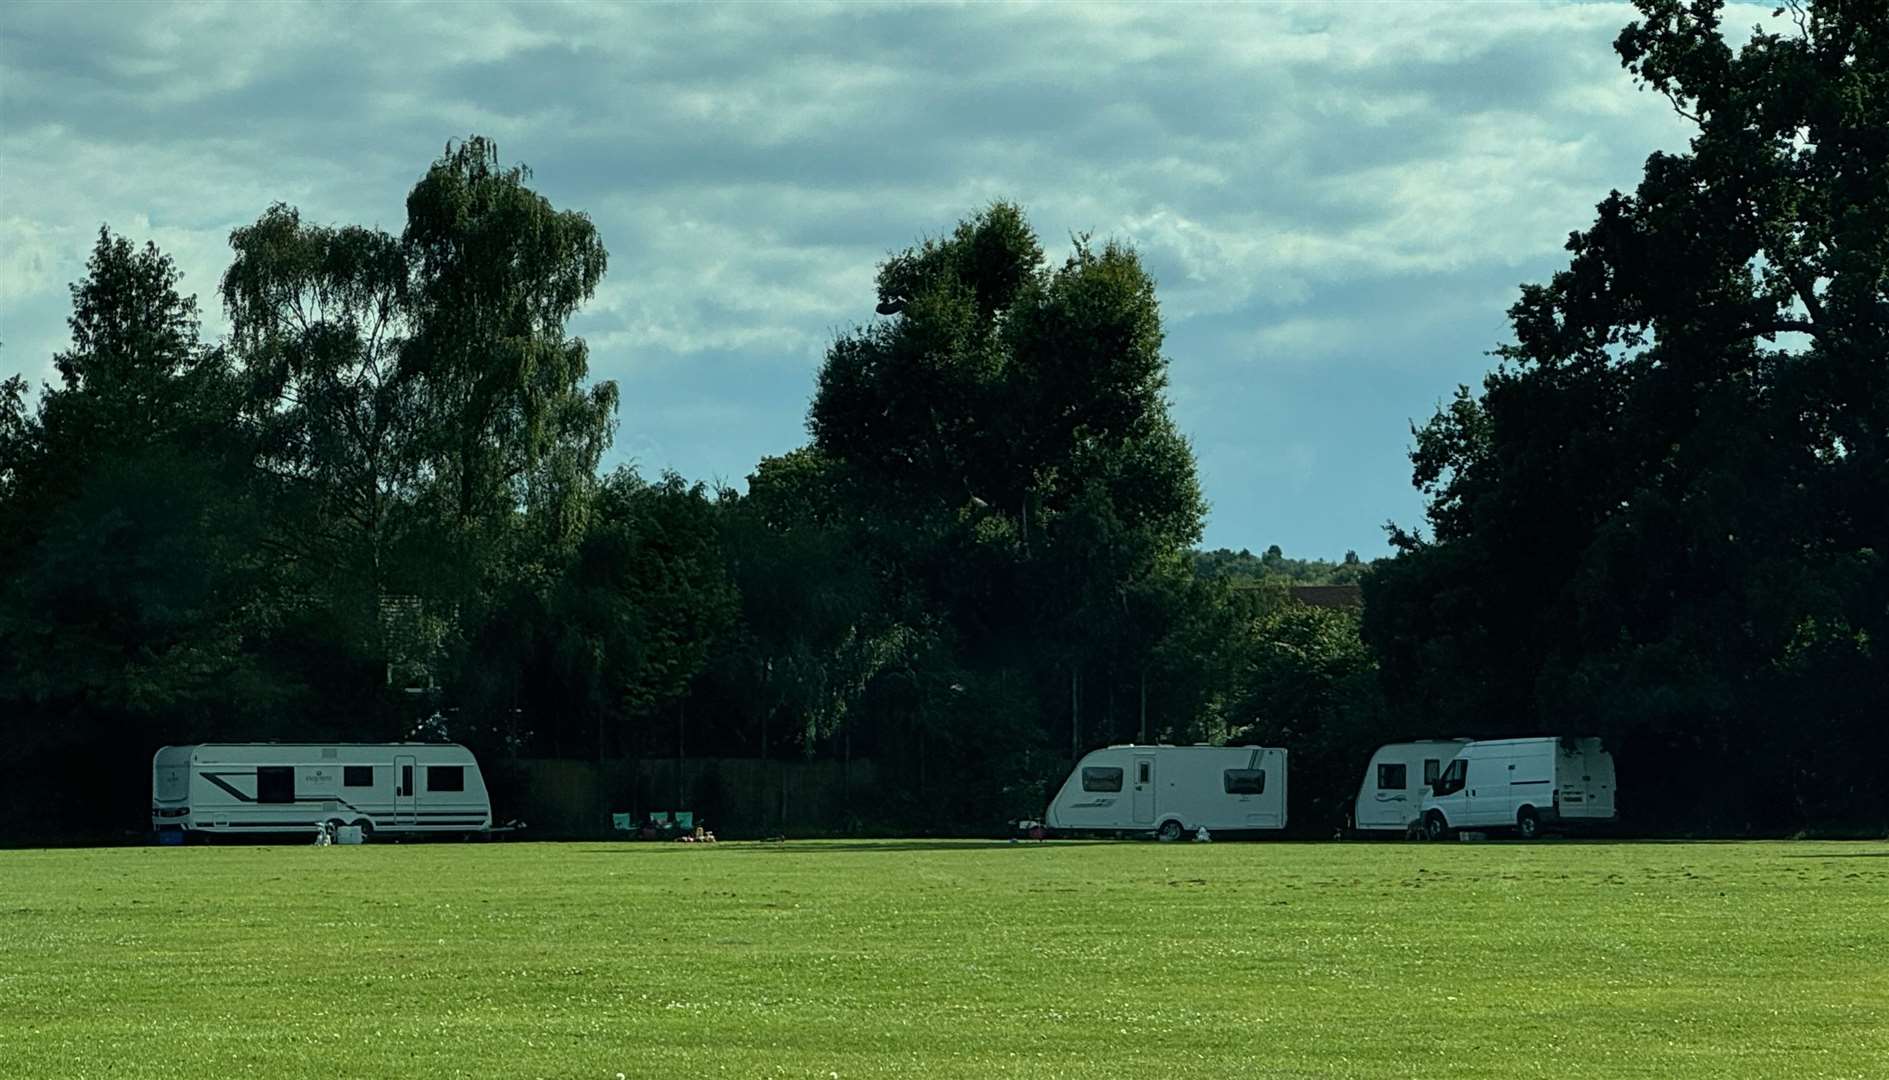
xmin=1155 ymin=819 xmax=1185 ymax=843
xmin=1516 ymin=807 xmax=1541 ymax=840
xmin=1423 ymin=812 xmax=1451 ymax=841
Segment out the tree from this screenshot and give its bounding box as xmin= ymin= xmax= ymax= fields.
xmin=221 ymin=138 xmax=621 ymax=740
xmin=710 ymin=450 xmax=915 ymax=758
xmin=803 ymin=203 xmax=1210 ymax=821
xmin=0 ymin=229 xmax=268 ymax=838
xmin=222 ymin=205 xmax=418 ymax=589
xmin=1194 ymin=545 xmax=1373 ymax=586
xmin=1229 ymin=601 xmax=1388 ymax=833
xmin=812 ymin=205 xmax=1204 ymax=556
xmin=1364 ymin=0 xmax=1888 ymax=832
xmin=459 ymin=469 xmax=733 ymax=760
xmin=402 ymin=137 xmax=617 ymax=531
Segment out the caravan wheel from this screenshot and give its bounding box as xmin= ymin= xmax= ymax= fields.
xmin=1155 ymin=819 xmax=1185 ymax=843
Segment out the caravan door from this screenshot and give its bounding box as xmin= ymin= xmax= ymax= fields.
xmin=1131 ymin=755 xmax=1156 ymax=826
xmin=395 ymin=754 xmax=417 ymax=826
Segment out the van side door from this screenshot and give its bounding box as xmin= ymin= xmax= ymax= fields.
xmin=1508 ymin=747 xmax=1554 ymax=819
xmin=1465 ymin=755 xmax=1505 ymax=826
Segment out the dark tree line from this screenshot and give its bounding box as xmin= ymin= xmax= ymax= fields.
xmin=2 ymin=1 xmax=1882 ymax=842
xmin=1365 ymin=0 xmax=1888 ymax=832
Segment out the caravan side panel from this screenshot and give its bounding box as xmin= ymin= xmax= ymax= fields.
xmin=1045 ymin=746 xmax=1288 ymax=836
xmin=1044 ymin=750 xmax=1135 ymax=832
xmin=1353 ymin=742 xmax=1464 ymax=832
xmin=154 ymin=743 xmax=492 ymax=837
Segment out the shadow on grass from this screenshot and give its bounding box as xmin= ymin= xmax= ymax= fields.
xmin=577 ymin=839 xmax=1074 ymax=854
xmin=744 ymin=840 xmax=1055 ymax=854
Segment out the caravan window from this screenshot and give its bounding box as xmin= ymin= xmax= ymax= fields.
xmin=1224 ymin=769 xmax=1265 ymax=795
xmin=1377 ymin=763 xmax=1408 ymax=790
xmin=1423 ymin=759 xmax=1442 ymax=785
xmin=343 ymin=766 xmax=373 ymax=788
xmin=256 ymin=766 xmax=296 ymax=803
xmin=1081 ymin=767 xmax=1123 ymax=792
xmin=427 ymin=766 xmax=465 ymax=793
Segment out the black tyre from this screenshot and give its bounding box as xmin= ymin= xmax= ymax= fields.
xmin=1423 ymin=812 xmax=1451 ymax=841
xmin=1516 ymin=806 xmax=1541 ymax=840
xmin=1155 ymin=819 xmax=1186 ymax=843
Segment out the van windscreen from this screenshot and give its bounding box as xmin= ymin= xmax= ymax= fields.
xmin=1434 ymin=758 xmax=1467 ymax=795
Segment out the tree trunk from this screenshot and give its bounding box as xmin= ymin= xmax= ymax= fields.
xmin=759 ymin=657 xmax=770 ymax=829
xmin=1070 ymin=667 xmax=1080 ymax=762
xmin=1139 ymin=667 xmax=1148 ymax=744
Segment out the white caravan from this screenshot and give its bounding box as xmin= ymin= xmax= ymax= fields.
xmin=1044 ymin=745 xmax=1288 ymax=840
xmin=1350 ymin=740 xmax=1471 ymax=834
xmin=1418 ymin=736 xmax=1616 ymax=840
xmin=152 ymin=743 xmax=492 ymax=838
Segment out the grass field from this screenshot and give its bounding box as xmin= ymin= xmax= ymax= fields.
xmin=1 ymin=840 xmax=1885 ymax=1079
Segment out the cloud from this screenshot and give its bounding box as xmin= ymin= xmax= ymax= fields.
xmin=0 ymin=0 xmax=1753 ymax=553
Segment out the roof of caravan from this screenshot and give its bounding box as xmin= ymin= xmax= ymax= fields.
xmin=158 ymin=742 xmax=475 ymax=759
xmin=1096 ymin=743 xmax=1282 ymax=752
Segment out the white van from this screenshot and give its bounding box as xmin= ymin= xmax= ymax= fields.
xmin=152 ymin=743 xmax=492 ymax=839
xmin=1418 ymin=736 xmax=1616 ymax=840
xmin=1350 ymin=740 xmax=1470 ymax=834
xmin=1044 ymin=744 xmax=1288 ymax=840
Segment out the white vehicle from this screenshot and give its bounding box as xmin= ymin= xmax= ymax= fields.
xmin=1350 ymin=739 xmax=1470 ymax=834
xmin=1419 ymin=736 xmax=1616 ymax=840
xmin=1044 ymin=744 xmax=1288 ymax=841
xmin=152 ymin=743 xmax=492 ymax=839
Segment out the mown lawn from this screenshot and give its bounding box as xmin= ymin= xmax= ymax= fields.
xmin=1 ymin=839 xmax=1884 ymax=1079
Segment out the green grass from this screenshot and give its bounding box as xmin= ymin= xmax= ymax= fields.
xmin=1 ymin=840 xmax=1885 ymax=1079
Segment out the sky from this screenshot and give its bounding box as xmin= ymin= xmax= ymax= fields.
xmin=3 ymin=1 xmax=1763 ymax=557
